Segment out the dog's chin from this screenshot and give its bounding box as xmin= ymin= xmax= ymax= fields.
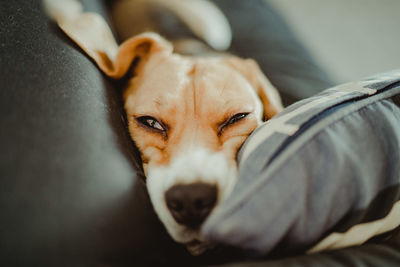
xmin=185 ymin=239 xmax=216 ymax=256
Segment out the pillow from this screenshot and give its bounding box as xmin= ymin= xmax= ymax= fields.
xmin=202 ymin=70 xmax=400 ymax=256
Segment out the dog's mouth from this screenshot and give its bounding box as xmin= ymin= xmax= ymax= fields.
xmin=186 ymin=239 xmax=202 ymax=247
xmin=185 ymin=239 xmax=215 ymax=256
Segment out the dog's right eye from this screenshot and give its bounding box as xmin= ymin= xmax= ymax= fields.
xmin=136 ymin=116 xmax=165 ymax=132
xmin=226 ymin=113 xmax=249 ymax=126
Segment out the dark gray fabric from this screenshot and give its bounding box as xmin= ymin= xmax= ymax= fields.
xmin=203 ymin=71 xmax=400 ymax=256
xmin=0 ymin=1 xmax=200 ymax=266
xmin=215 ymin=238 xmax=400 ymax=267
xmin=212 ymin=0 xmax=335 ymax=106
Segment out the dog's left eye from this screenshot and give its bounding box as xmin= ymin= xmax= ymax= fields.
xmin=226 ymin=113 xmax=249 ymax=126
xmin=136 ymin=116 xmax=165 ymax=132
xmin=219 ymin=113 xmax=249 ymax=135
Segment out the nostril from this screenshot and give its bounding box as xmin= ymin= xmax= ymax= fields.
xmin=169 ymin=200 xmax=183 ymax=212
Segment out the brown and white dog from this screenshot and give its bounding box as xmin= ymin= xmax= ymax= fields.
xmin=44 ymin=0 xmax=283 ymax=255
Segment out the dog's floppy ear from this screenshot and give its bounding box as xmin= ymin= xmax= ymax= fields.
xmin=47 ymin=1 xmax=173 ymax=79
xmin=223 ymin=57 xmax=283 ymax=119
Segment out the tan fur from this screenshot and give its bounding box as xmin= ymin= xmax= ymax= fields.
xmin=46 ymin=3 xmax=283 ymax=253
xmin=123 ymin=53 xmax=266 ymax=172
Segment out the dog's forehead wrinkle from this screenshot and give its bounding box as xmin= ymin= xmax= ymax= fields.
xmin=154 ymin=97 xmax=162 ymax=107
xmin=184 ymin=61 xmax=204 ymax=145
xmin=190 ymin=61 xmax=202 ymax=118
xmin=191 ymin=61 xmax=257 ymax=113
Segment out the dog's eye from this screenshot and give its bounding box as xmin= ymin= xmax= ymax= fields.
xmin=226 ymin=113 xmax=249 ymax=126
xmin=136 ymin=116 xmax=165 ymax=131
xmin=219 ymin=113 xmax=249 ymax=135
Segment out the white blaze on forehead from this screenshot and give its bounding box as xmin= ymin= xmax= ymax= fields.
xmin=146 ymin=147 xmax=238 ymax=242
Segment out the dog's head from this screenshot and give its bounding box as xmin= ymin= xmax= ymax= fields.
xmin=55 ymin=18 xmax=282 ymax=253
xmin=119 ymin=34 xmax=282 ymax=254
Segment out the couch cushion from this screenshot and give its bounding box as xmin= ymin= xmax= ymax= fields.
xmin=203 ymin=70 xmax=400 ymax=256
xmin=0 ymin=1 xmax=200 ymax=266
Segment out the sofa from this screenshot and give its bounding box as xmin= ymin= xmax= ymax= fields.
xmin=1 ymin=0 xmax=399 ymax=266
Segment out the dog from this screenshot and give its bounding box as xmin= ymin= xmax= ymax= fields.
xmin=44 ymin=0 xmax=283 ymax=255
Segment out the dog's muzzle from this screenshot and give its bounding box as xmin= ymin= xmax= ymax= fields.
xmin=165 ymin=182 xmax=217 ymax=229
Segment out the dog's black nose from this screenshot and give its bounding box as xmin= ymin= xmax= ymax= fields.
xmin=165 ymin=183 xmax=217 ymax=229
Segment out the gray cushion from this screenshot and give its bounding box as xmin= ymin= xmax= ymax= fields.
xmin=203 ymin=70 xmax=400 ymax=256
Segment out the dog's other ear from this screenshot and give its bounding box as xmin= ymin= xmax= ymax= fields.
xmin=46 ymin=1 xmax=173 ymax=79
xmin=60 ymin=16 xmax=173 ymax=79
xmin=224 ymin=57 xmax=283 ymax=119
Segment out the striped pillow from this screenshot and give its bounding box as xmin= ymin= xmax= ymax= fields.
xmin=203 ymin=70 xmax=400 ymax=256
